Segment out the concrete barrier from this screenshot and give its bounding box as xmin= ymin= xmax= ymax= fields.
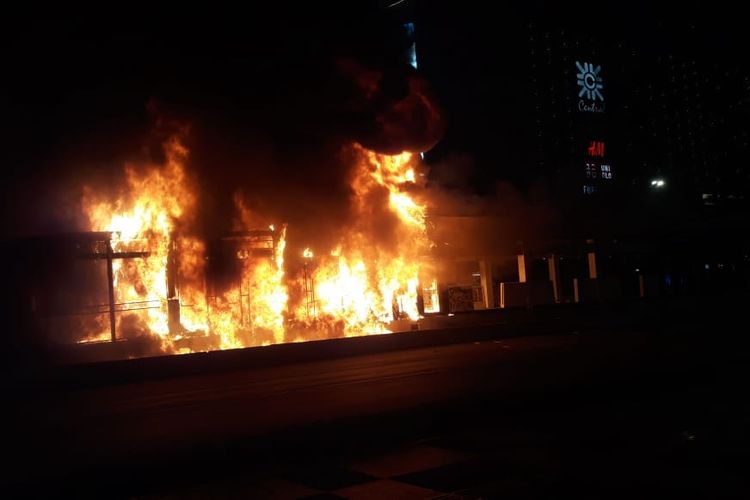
xmin=500 ymin=282 xmax=526 ymax=308
xmin=574 ymin=277 xmax=622 ymax=302
xmin=500 ymin=281 xmax=554 ymax=308
xmin=573 ymin=278 xmax=597 ymax=303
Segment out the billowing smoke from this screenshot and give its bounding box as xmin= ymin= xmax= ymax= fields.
xmin=1 ymin=4 xmax=444 ymax=240
xmin=425 ymin=152 xmax=562 ymax=276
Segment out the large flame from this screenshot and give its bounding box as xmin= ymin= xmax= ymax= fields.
xmin=298 ymin=145 xmax=433 ymax=335
xmin=80 ymin=137 xmax=438 ymax=354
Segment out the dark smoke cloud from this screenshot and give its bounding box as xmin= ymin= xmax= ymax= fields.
xmin=1 ymin=3 xmax=435 ymax=239
xmin=426 ymin=152 xmax=562 ymax=259
xmin=335 ymin=58 xmax=446 ymax=154
xmin=175 ymin=53 xmax=445 ymax=263
xmin=2 ymin=4 xmax=547 ymax=281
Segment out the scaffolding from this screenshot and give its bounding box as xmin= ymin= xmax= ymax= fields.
xmin=302 ymin=258 xmax=317 ymax=320
xmin=211 ymin=229 xmax=278 ymax=330
xmin=17 ymin=228 xmax=281 ymax=347
xmin=17 ymin=232 xmax=155 ymax=344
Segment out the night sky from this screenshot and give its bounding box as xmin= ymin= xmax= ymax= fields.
xmin=2 ymin=3 xmax=438 ymax=240
xmin=2 ymin=1 xmax=747 ymax=239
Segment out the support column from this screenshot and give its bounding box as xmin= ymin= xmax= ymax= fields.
xmin=517 ymin=253 xmax=533 ymax=310
xmin=166 ymin=235 xmax=181 ymax=335
xmin=479 ymin=259 xmax=495 ymax=309
xmin=517 ymin=254 xmax=527 ymax=283
xmin=106 ymin=239 xmax=117 ymax=342
xmin=587 ymin=251 xmax=598 ymax=279
xmin=548 ymin=254 xmax=561 ymax=303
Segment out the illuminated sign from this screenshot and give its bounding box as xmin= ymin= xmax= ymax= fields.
xmin=585 ymin=163 xmax=598 ymax=178
xmin=583 ymin=141 xmax=612 ymax=183
xmin=587 ymin=141 xmax=605 ymax=157
xmin=576 ymin=62 xmax=604 ymax=100
xmin=576 ymin=61 xmax=605 ymax=113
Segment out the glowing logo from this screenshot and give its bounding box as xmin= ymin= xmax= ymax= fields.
xmin=576 ymin=61 xmax=604 ymax=101
xmin=587 ymin=141 xmax=605 ymax=157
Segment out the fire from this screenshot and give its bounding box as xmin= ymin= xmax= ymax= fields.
xmin=82 ymin=135 xmax=288 ymax=351
xmin=83 ymin=136 xmax=197 ymax=349
xmin=296 ymin=145 xmax=435 ymax=336
xmin=79 ymin=135 xmax=439 ymax=355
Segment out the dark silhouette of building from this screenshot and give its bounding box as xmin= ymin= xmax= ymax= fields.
xmin=411 ymin=2 xmax=749 ymax=236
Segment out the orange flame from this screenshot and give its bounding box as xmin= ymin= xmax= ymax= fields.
xmin=297 ymin=144 xmax=436 ymax=335
xmin=82 ymin=136 xmax=289 ymax=351
xmin=80 ymin=136 xmax=438 ymax=355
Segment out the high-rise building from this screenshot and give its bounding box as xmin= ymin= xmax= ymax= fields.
xmin=415 ymin=3 xmax=750 ymax=232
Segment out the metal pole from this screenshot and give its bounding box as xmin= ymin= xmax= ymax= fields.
xmin=167 ymin=235 xmax=181 ymax=335
xmin=106 ymin=239 xmax=116 ymax=342
xmin=239 ymin=275 xmax=244 ymax=327
xmin=310 ymin=274 xmax=316 ymax=319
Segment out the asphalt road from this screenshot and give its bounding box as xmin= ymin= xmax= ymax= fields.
xmin=5 ymin=328 xmax=668 ymax=487
xmin=5 ymin=297 xmax=750 ymax=497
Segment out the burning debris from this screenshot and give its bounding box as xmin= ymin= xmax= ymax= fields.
xmin=3 ymin=27 xmax=451 ymax=360
xmin=67 ymin=130 xmax=440 ymax=356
